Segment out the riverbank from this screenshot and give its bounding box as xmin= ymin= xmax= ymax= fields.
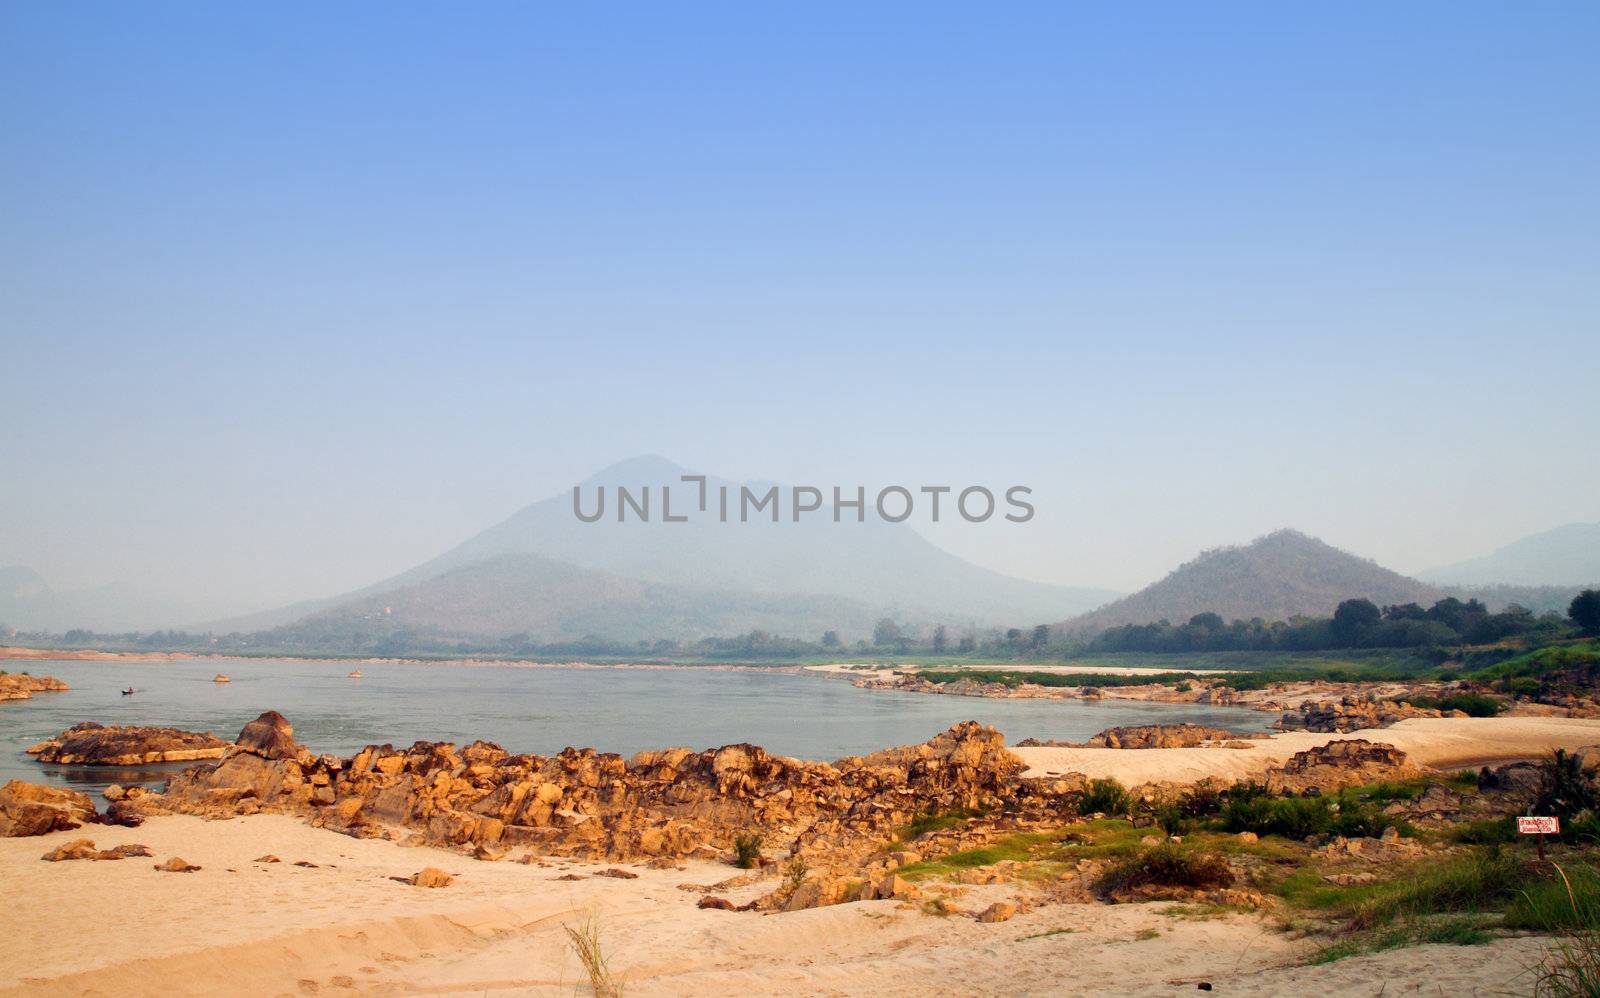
xmin=1013 ymin=714 xmax=1600 ymax=781
xmin=0 ymin=813 xmax=1550 ymax=997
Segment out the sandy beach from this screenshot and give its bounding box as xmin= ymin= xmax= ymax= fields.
xmin=1014 ymin=714 xmax=1600 ymax=782
xmin=0 ymin=814 xmax=1551 ymax=997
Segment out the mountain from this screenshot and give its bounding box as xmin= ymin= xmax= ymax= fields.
xmin=1421 ymin=523 xmax=1600 ymax=587
xmin=1058 ymin=529 xmax=1444 ymax=635
xmin=213 ymin=456 xmax=1119 ymax=641
xmin=274 ymin=553 xmax=883 ymax=645
xmin=0 ymin=566 xmax=234 ymax=633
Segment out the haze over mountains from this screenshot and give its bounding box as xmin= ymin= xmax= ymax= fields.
xmin=4 ymin=459 xmax=1594 ymax=645
xmin=218 ymin=456 xmax=1119 ymax=643
xmin=1421 ymin=522 xmax=1600 ymax=587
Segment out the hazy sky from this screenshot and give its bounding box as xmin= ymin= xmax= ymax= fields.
xmin=3 ymin=3 xmax=1597 ymax=612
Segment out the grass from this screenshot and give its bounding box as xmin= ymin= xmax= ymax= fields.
xmin=564 ymin=915 xmax=622 ymax=998
xmin=1094 ymin=844 xmax=1233 ymax=897
xmin=896 ymin=808 xmax=973 ymax=841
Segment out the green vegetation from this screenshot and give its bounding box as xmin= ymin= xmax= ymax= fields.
xmin=732 ymin=833 xmax=763 ymax=869
xmin=1080 ymin=778 xmax=1132 ymax=818
xmin=1094 ymin=844 xmax=1233 ymax=897
xmin=1390 ymin=692 xmax=1507 ymax=716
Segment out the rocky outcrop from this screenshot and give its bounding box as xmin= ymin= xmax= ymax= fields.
xmin=153 ymin=712 xmax=1025 ymax=873
xmin=1019 ymin=724 xmax=1264 ymax=750
xmin=27 ymin=722 xmax=230 ymax=765
xmin=1277 ymin=696 xmax=1443 ymax=733
xmin=0 ymin=673 xmax=69 ymax=702
xmin=1266 ymin=739 xmax=1418 ymax=793
xmin=0 ymin=780 xmax=97 ymax=837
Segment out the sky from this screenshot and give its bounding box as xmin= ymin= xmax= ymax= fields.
xmin=2 ymin=2 xmax=1598 ymax=614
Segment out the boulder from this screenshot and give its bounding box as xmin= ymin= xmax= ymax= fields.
xmin=234 ymin=710 xmax=308 ymax=762
xmin=0 ymin=780 xmax=97 ymax=837
xmin=0 ymin=673 xmax=69 ymax=702
xmin=41 ymin=838 xmax=100 ymax=861
xmin=977 ymin=901 xmax=1019 ymax=923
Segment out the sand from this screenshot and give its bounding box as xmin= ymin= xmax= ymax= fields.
xmin=1014 ymin=715 xmax=1600 ymax=782
xmin=0 ymin=814 xmax=1553 ymax=997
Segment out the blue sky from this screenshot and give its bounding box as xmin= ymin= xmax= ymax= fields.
xmin=3 ymin=3 xmax=1597 ymax=608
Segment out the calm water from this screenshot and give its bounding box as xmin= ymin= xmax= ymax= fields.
xmin=0 ymin=658 xmax=1273 ymax=796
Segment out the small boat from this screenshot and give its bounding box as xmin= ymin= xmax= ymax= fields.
xmin=347 ymin=670 xmax=363 ymax=679
xmin=121 ymin=688 xmax=135 ymax=696
xmin=213 ymin=674 xmax=231 ymax=683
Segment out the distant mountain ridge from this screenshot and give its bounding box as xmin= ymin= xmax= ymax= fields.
xmin=217 ymin=455 xmax=1119 ymax=642
xmin=278 ymin=553 xmax=884 ymax=645
xmin=1058 ymin=529 xmax=1446 ymax=635
xmin=1422 ymin=522 xmax=1600 ymax=587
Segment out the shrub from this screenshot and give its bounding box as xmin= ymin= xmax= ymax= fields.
xmin=1178 ymin=785 xmax=1225 ymax=819
xmin=1393 ymin=693 xmax=1506 ymax=717
xmin=732 ymin=833 xmax=763 ymax=869
xmin=783 ymin=856 xmax=808 ymax=892
xmin=1080 ymin=778 xmax=1131 ymax=817
xmin=1220 ymin=792 xmax=1392 ymax=840
xmin=1095 ymin=845 xmax=1233 ymax=898
xmin=1534 ymin=750 xmax=1600 ymax=840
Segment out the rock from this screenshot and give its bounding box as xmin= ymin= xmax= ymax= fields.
xmin=155 ymin=857 xmax=201 ymax=872
xmin=1380 ymin=826 xmax=1401 ymax=843
xmin=697 ymin=896 xmax=736 ymax=910
xmin=1235 ymin=831 xmax=1258 ymax=844
xmin=1081 ymin=724 xmax=1260 ymax=750
xmin=98 ymin=800 xmax=146 ymax=828
xmin=254 ymin=854 xmax=282 ymax=863
xmin=41 ymin=837 xmax=100 ymax=861
xmin=26 ymin=722 xmax=230 ymax=765
xmin=0 ymin=780 xmax=97 ymax=837
xmin=876 ymin=873 xmax=920 ymax=900
xmin=1267 ymin=740 xmax=1418 ymax=794
xmin=977 ymin=901 xmax=1019 ymax=923
xmin=0 ymin=673 xmax=69 ymax=702
xmin=234 ymin=710 xmax=310 ymax=762
xmin=596 ymin=867 xmax=639 ymax=879
xmin=408 ymin=867 xmax=453 ymax=888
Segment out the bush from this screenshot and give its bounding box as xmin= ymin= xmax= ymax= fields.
xmin=1095 ymin=844 xmax=1233 ymax=897
xmin=1393 ymin=693 xmax=1506 ymax=717
xmin=1220 ymin=792 xmax=1392 ymax=840
xmin=1080 ymin=778 xmax=1131 ymax=817
xmin=733 ymin=833 xmax=763 ymax=869
xmin=1534 ymin=750 xmax=1600 ymax=841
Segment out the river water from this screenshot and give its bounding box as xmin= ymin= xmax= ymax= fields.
xmin=0 ymin=657 xmax=1273 ymax=796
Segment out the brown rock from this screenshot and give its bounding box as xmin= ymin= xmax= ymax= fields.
xmin=155 ymin=857 xmax=201 ymax=872
xmin=234 ymin=709 xmax=311 ymax=762
xmin=0 ymin=780 xmax=97 ymax=837
xmin=0 ymin=673 xmax=69 ymax=702
xmin=27 ymin=722 xmax=229 ymax=765
xmin=41 ymin=837 xmax=100 ymax=861
xmin=409 ymin=867 xmax=453 ymax=888
xmin=596 ymin=867 xmax=639 ymax=879
xmin=697 ymin=896 xmax=736 ymax=910
xmin=977 ymin=901 xmax=1019 ymax=923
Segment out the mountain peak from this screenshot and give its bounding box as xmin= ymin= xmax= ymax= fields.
xmin=1061 ymin=530 xmax=1440 ymax=634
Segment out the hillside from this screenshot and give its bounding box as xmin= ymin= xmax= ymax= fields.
xmin=1422 ymin=522 xmax=1600 ymax=587
xmin=1058 ymin=530 xmax=1444 ymax=635
xmin=269 ymin=553 xmax=883 ymax=646
xmin=213 ymin=455 xmax=1118 ymax=639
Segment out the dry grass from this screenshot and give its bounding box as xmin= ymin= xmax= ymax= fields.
xmin=1532 ymin=864 xmax=1600 ymax=997
xmin=564 ymin=914 xmax=623 ymax=998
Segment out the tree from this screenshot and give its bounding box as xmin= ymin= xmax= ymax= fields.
xmin=1031 ymin=623 xmax=1050 ymax=649
xmin=1188 ymin=612 xmax=1224 ymax=631
xmin=1570 ymin=589 xmax=1600 ymax=633
xmin=957 ymin=634 xmax=976 ymax=653
xmin=931 ymin=625 xmax=948 ymax=654
xmin=1330 ymin=598 xmax=1381 ymax=646
xmin=821 ymin=630 xmax=840 ymax=648
xmin=873 ymin=618 xmax=903 ymax=647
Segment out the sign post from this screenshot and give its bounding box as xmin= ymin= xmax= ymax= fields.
xmin=1518 ymin=816 xmax=1560 ymax=860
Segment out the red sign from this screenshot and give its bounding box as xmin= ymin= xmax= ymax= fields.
xmin=1518 ymin=816 xmax=1560 ymax=834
